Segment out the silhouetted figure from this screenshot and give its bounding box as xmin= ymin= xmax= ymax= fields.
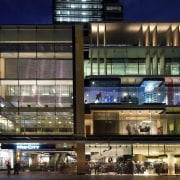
xmin=6 ymin=161 xmax=11 ymax=176
xmin=14 ymin=161 xmax=20 ymax=175
xmin=126 ymin=124 xmax=132 ymax=135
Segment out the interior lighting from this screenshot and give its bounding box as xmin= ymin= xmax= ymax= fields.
xmin=82 ymin=12 xmax=86 ymax=15
xmin=0 ymin=103 xmax=5 ymax=107
xmin=91 ymin=25 xmax=98 ymax=32
xmin=145 ymin=85 xmax=154 ymax=92
xmin=91 ymin=81 xmax=95 ymax=85
xmin=71 ymin=5 xmax=75 ymax=8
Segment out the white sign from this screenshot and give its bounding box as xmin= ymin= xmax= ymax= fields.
xmin=16 ymin=143 xmax=40 ymax=150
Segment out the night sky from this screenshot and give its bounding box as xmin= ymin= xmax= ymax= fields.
xmin=121 ymin=0 xmax=180 ymax=22
xmin=0 ymin=0 xmax=180 ymax=24
xmin=0 ymin=0 xmax=52 ymax=24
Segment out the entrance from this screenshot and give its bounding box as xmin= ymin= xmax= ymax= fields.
xmin=20 ymin=151 xmax=77 ymax=173
xmin=85 ymin=143 xmax=180 ymax=175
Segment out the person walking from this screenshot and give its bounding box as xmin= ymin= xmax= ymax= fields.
xmin=14 ymin=161 xmax=20 ymax=175
xmin=6 ymin=161 xmax=11 ymax=176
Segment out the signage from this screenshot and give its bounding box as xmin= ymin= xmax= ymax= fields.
xmin=16 ymin=143 xmax=40 ymax=150
xmin=1 ymin=143 xmax=56 ymax=150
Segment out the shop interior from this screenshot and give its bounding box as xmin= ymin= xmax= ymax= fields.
xmin=1 ymin=143 xmax=180 ymax=175
xmin=20 ymin=150 xmax=77 ymax=172
xmin=85 ymin=143 xmax=180 ymax=175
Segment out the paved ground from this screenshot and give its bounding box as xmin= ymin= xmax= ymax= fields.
xmin=0 ymin=171 xmax=180 ymax=180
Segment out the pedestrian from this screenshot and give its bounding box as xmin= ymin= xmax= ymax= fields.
xmin=6 ymin=161 xmax=11 ymax=176
xmin=14 ymin=161 xmax=20 ymax=175
xmin=126 ymin=124 xmax=132 ymax=135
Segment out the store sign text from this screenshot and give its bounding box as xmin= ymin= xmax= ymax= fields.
xmin=16 ymin=144 xmax=40 ymax=150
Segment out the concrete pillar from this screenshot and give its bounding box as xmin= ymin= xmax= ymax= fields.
xmin=159 ymin=52 xmax=165 ymax=75
xmin=152 ymin=52 xmax=158 ymax=75
xmin=145 ymin=26 xmax=150 ymax=46
xmin=103 ymin=24 xmax=107 ymax=75
xmin=173 ymin=26 xmax=179 ymax=46
xmin=167 ymin=153 xmax=175 ymax=175
xmin=76 ymin=143 xmax=86 ymax=175
xmin=90 ymin=26 xmax=93 ymax=75
xmin=166 ymin=26 xmax=172 ymax=46
xmin=152 ymin=26 xmax=157 ymax=46
xmin=0 ymin=58 xmax=5 ymax=78
xmin=74 ymin=24 xmax=85 ymax=137
xmin=74 ymin=24 xmax=86 ymax=175
xmin=0 ymin=58 xmax=5 ymax=98
xmin=97 ymin=25 xmax=100 ymax=75
xmin=146 ymin=51 xmax=151 ymax=75
xmin=138 ymin=25 xmax=143 ymax=46
xmin=15 ymin=150 xmax=21 ymax=162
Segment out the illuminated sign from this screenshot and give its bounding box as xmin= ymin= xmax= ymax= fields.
xmin=1 ymin=143 xmax=56 ymax=150
xmin=16 ymin=143 xmax=40 ymax=150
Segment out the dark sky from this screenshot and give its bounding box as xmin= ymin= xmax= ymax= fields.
xmin=0 ymin=0 xmax=180 ymax=24
xmin=0 ymin=0 xmax=52 ymax=24
xmin=121 ymin=0 xmax=180 ymax=22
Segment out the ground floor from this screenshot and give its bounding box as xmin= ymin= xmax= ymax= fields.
xmin=0 ymin=171 xmax=180 ymax=180
xmin=0 ymin=142 xmax=180 ymax=176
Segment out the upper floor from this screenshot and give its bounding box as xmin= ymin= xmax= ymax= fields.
xmin=53 ymin=0 xmax=123 ymax=23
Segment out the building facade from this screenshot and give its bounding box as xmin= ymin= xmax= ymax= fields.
xmin=84 ymin=22 xmax=180 ymax=175
xmin=0 ymin=24 xmax=85 ymax=174
xmin=0 ymin=22 xmax=180 ymax=176
xmin=53 ymin=0 xmax=123 ymax=23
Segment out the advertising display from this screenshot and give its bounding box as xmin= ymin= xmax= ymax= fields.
xmin=0 ymin=148 xmax=14 ymax=169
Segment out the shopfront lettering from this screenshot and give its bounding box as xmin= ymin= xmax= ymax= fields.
xmin=17 ymin=145 xmax=40 ymax=150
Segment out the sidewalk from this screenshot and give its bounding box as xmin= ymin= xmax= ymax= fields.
xmin=0 ymin=171 xmax=179 ymax=180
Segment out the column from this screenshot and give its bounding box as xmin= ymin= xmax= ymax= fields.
xmin=152 ymin=26 xmax=157 ymax=46
xmin=76 ymin=143 xmax=86 ymax=175
xmin=90 ymin=25 xmax=93 ymax=75
xmin=74 ymin=24 xmax=86 ymax=174
xmin=173 ymin=26 xmax=179 ymax=46
xmin=103 ymin=24 xmax=107 ymax=75
xmin=138 ymin=25 xmax=143 ymax=46
xmin=74 ymin=24 xmax=84 ymax=136
xmin=166 ymin=26 xmax=172 ymax=46
xmin=97 ymin=24 xmax=100 ymax=75
xmin=167 ymin=153 xmax=175 ymax=175
xmin=145 ymin=26 xmax=150 ymax=46
xmin=159 ymin=52 xmax=165 ymax=75
xmin=0 ymin=58 xmax=5 ymax=98
xmin=146 ymin=51 xmax=151 ymax=75
xmin=152 ymin=52 xmax=158 ymax=75
xmin=15 ymin=150 xmax=21 ymax=162
xmin=0 ymin=58 xmax=5 ymax=78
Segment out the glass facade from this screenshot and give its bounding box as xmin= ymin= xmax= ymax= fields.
xmin=1 ymin=22 xmax=180 ymax=176
xmin=84 ymin=57 xmax=180 ymax=76
xmin=54 ymin=0 xmax=103 ymax=22
xmin=53 ymin=0 xmax=123 ymax=23
xmin=84 ymin=23 xmax=180 ymax=140
xmin=84 ymin=77 xmax=180 ymax=106
xmin=0 ymin=25 xmax=74 ymax=135
xmin=85 ymin=143 xmax=180 ymax=175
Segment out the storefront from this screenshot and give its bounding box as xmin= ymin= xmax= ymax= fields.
xmin=0 ymin=143 xmax=77 ymax=172
xmin=85 ymin=143 xmax=180 ymax=176
xmin=1 ymin=142 xmax=180 ymax=176
xmin=0 ymin=145 xmax=14 ymax=170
